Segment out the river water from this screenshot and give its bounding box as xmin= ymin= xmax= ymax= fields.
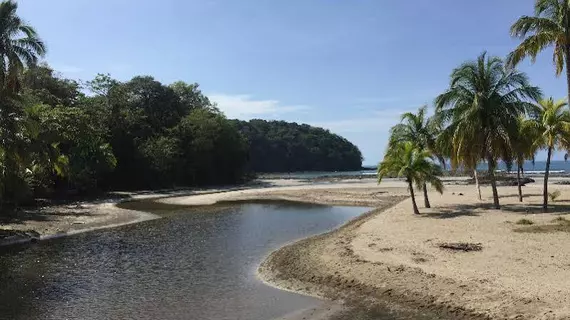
xmin=0 ymin=201 xmax=369 ymax=320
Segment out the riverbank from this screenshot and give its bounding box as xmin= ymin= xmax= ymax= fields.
xmin=0 ymin=184 xmax=271 ymax=246
xmin=259 ymin=183 xmax=570 ymax=320
xmin=4 ymin=178 xmax=570 ymax=319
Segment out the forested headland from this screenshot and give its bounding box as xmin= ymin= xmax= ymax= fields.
xmin=232 ymin=119 xmax=363 ymax=173
xmin=0 ymin=1 xmax=362 ymax=210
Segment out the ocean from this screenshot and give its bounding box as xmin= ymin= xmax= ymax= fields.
xmin=261 ymin=160 xmax=570 ymax=179
xmin=477 ymin=160 xmax=569 ymax=175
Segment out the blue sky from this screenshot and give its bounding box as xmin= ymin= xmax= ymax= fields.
xmin=18 ymin=0 xmax=569 ymax=164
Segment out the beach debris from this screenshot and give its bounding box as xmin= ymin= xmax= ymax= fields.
xmin=438 ymin=242 xmax=482 ymax=252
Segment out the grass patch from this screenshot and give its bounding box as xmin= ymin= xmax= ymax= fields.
xmin=515 ymin=218 xmax=534 ymax=225
xmin=515 ymin=216 xmax=570 ymax=234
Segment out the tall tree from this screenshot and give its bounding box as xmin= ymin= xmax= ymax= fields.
xmin=508 ymin=0 xmax=570 ymax=108
xmin=377 ymin=142 xmax=444 ymax=215
xmin=435 ymin=52 xmax=541 ymax=209
xmin=0 ymin=0 xmax=46 ymax=91
xmin=0 ymin=0 xmax=45 ymax=208
xmin=529 ymin=98 xmax=570 ymax=212
xmin=389 ymin=106 xmax=442 ymax=208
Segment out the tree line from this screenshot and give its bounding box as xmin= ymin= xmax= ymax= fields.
xmin=0 ymin=1 xmax=362 ymax=211
xmin=380 ymin=0 xmax=570 ymax=214
xmin=231 ymin=119 xmax=362 ymax=173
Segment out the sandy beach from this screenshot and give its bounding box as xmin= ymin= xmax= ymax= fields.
xmin=4 ymin=177 xmax=570 ymax=319
xmin=257 ymin=180 xmax=570 ymax=320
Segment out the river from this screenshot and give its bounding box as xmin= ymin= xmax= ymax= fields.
xmin=0 ymin=201 xmax=369 ymax=320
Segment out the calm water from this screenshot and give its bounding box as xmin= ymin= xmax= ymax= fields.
xmin=0 ymin=201 xmax=369 ymax=320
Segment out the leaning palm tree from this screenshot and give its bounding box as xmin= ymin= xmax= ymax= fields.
xmin=0 ymin=0 xmax=46 ymax=91
xmin=512 ymin=116 xmax=541 ymax=202
xmin=388 ymin=106 xmax=443 ymax=208
xmin=528 ymin=98 xmax=570 ymax=212
xmin=435 ymin=52 xmax=542 ymax=209
xmin=378 ymin=142 xmax=444 ymax=215
xmin=508 ymin=0 xmax=570 ymax=108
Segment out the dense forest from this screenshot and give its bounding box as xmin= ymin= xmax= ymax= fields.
xmin=3 ymin=67 xmax=249 ymax=203
xmin=232 ymin=120 xmax=362 ymax=172
xmin=0 ymin=1 xmax=362 ymax=210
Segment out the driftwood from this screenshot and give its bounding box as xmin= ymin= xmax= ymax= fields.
xmin=438 ymin=242 xmax=482 ymax=252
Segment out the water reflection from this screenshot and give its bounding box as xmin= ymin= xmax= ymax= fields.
xmin=0 ymin=201 xmax=368 ymax=320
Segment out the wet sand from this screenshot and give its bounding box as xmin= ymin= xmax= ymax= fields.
xmin=5 ymin=178 xmax=570 ymax=319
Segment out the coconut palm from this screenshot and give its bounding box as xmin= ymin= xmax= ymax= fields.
xmin=0 ymin=0 xmax=45 ymax=208
xmin=0 ymin=0 xmax=46 ymax=91
xmin=508 ymin=0 xmax=570 ymax=108
xmin=377 ymin=142 xmax=444 ymax=215
xmin=437 ymin=120 xmax=485 ymax=200
xmin=388 ymin=106 xmax=443 ymax=208
xmin=528 ymin=98 xmax=570 ymax=212
xmin=512 ymin=116 xmax=541 ymax=202
xmin=435 ymin=52 xmax=542 ymax=209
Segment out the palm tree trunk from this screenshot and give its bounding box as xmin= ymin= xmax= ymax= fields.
xmin=408 ymin=180 xmax=420 ymax=215
xmin=565 ymin=25 xmax=570 ymax=110
xmin=517 ymin=165 xmax=523 ymax=202
xmin=473 ymin=169 xmax=482 ymax=201
xmin=487 ymin=156 xmax=500 ymax=209
xmin=422 ymin=182 xmax=431 ymax=208
xmin=543 ymin=146 xmax=553 ymax=213
xmin=566 ymin=49 xmax=570 ymax=111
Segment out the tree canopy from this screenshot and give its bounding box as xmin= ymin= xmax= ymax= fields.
xmin=232 ymin=119 xmax=363 ymax=173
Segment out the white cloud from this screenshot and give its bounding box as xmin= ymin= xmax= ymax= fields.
xmin=52 ymin=64 xmax=83 ymax=74
xmin=208 ymin=94 xmax=309 ymax=119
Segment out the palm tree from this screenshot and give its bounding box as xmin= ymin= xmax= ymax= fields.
xmin=508 ymin=0 xmax=570 ymax=108
xmin=437 ymin=121 xmax=484 ymax=200
xmin=388 ymin=106 xmax=443 ymax=208
xmin=528 ymin=98 xmax=570 ymax=212
xmin=435 ymin=52 xmax=542 ymax=209
xmin=0 ymin=0 xmax=45 ymax=208
xmin=378 ymin=142 xmax=444 ymax=215
xmin=0 ymin=0 xmax=46 ymax=91
xmin=512 ymin=116 xmax=541 ymax=202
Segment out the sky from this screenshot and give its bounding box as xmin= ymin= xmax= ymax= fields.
xmin=17 ymin=0 xmax=570 ymax=165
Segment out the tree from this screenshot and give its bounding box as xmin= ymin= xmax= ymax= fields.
xmin=508 ymin=0 xmax=570 ymax=108
xmin=436 ymin=120 xmax=485 ymax=200
xmin=435 ymin=52 xmax=541 ymax=209
xmin=0 ymin=0 xmax=45 ymax=208
xmin=232 ymin=119 xmax=362 ymax=172
xmin=389 ymin=106 xmax=442 ymax=208
xmin=377 ymin=142 xmax=443 ymax=215
xmin=512 ymin=116 xmax=540 ymax=202
xmin=0 ymin=0 xmax=46 ymax=91
xmin=528 ymin=98 xmax=570 ymax=212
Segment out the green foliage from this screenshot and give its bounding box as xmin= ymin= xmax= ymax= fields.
xmin=232 ymin=119 xmax=362 ymax=172
xmin=508 ymin=0 xmax=569 ymax=76
xmin=0 ymin=0 xmax=46 ymax=91
xmin=435 ymin=52 xmax=541 ymax=208
xmin=378 ymin=142 xmax=443 ymax=214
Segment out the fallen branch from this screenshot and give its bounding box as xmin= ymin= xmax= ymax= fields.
xmin=438 ymin=242 xmax=482 ymax=252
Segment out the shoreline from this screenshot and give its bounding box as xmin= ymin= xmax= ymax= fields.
xmin=4 ymin=179 xmax=570 ymax=319
xmin=256 ymin=182 xmax=570 ymax=320
xmin=256 ymin=198 xmax=488 ymax=320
